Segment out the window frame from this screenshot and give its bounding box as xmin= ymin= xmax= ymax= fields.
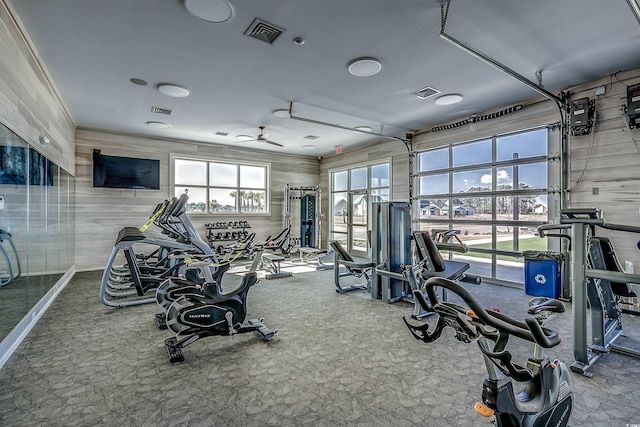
xmin=329 ymin=159 xmax=392 ymax=253
xmin=414 ymin=126 xmax=553 ymax=286
xmin=170 ymin=153 xmax=270 ymax=215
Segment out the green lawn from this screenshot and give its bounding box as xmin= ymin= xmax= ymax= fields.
xmin=466 ymin=237 xmax=547 ymax=261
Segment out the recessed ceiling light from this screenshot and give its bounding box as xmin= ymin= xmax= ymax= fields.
xmin=147 ymin=121 xmax=171 ymax=129
xmin=272 ymin=109 xmax=289 ymax=118
xmin=347 ymin=57 xmax=382 ymax=77
xmin=302 ymin=144 xmax=316 ymax=149
xmin=354 ymin=126 xmax=372 ymax=132
xmin=236 ymin=135 xmax=253 ymax=141
xmin=157 ymin=84 xmax=190 ymax=98
xmin=184 ymin=0 xmax=234 ymax=23
xmin=435 ymin=93 xmax=463 ymax=106
xmin=130 ymin=78 xmax=148 ymax=86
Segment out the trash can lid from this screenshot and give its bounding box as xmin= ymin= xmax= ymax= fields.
xmin=522 ymin=250 xmax=564 ymax=261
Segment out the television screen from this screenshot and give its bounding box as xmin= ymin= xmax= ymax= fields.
xmin=93 ymin=150 xmax=160 ymax=190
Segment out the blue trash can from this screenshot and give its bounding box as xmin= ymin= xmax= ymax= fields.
xmin=523 ymin=251 xmax=563 ymax=298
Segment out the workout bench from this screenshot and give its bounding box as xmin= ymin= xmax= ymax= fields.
xmin=329 ymin=240 xmax=376 ymax=293
xmin=297 ymin=247 xmax=333 ymax=271
xmin=260 ymin=253 xmax=293 ymax=280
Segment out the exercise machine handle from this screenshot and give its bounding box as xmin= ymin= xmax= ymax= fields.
xmin=536 ymin=223 xmax=571 ymax=238
xmin=425 ymin=277 xmax=561 ymax=348
xmin=599 ymin=221 xmax=640 ymax=235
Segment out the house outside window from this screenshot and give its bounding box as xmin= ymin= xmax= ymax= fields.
xmin=330 ymin=161 xmax=391 ymax=255
xmin=415 ymin=128 xmax=555 ymax=285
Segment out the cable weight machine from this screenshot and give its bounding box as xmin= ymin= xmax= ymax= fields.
xmin=371 ymin=201 xmax=413 ymax=303
xmin=284 ymin=184 xmax=322 ymax=249
xmin=550 ymin=208 xmax=640 ymax=377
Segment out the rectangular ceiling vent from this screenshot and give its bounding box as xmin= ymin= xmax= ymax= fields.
xmin=215 ymin=131 xmax=229 ymax=136
xmin=412 ymin=86 xmax=441 ymax=99
xmin=151 ymin=106 xmax=172 ymax=115
xmin=303 ymin=135 xmax=319 ymax=140
xmin=244 ymin=18 xmax=286 ymax=45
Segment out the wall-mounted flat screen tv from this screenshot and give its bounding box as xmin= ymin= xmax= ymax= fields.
xmin=93 ymin=149 xmax=160 ymax=190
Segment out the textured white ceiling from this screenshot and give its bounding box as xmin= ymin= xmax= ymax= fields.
xmin=9 ymin=0 xmax=640 ymax=156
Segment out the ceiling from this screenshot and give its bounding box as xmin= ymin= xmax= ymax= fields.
xmin=9 ymin=0 xmax=640 ymax=156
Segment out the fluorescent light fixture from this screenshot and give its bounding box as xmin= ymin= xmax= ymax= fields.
xmin=157 ymin=84 xmax=190 ymax=98
xmin=435 ymin=93 xmax=463 ymax=106
xmin=354 ymin=126 xmax=372 ymax=132
xmin=147 ymin=121 xmax=171 ymax=129
xmin=184 ymin=0 xmax=234 ymax=23
xmin=347 ymin=57 xmax=382 ymax=77
xmin=272 ymin=109 xmax=289 ymax=118
xmin=302 ymin=144 xmax=316 ymax=149
xmin=627 ymin=0 xmax=640 ymax=25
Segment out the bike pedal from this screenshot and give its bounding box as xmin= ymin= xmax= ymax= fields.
xmin=168 ymin=350 xmax=185 ymax=365
xmin=474 ymin=402 xmax=495 ymax=417
xmin=164 ymin=338 xmax=184 ymax=364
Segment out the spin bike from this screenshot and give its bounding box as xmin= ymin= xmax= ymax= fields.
xmin=163 ymin=250 xmax=278 ymax=364
xmin=404 ymin=277 xmax=573 ymax=427
xmin=154 ymin=249 xmax=245 ymax=329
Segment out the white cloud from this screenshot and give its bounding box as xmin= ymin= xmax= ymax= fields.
xmin=497 ymin=169 xmax=510 ymax=183
xmin=480 ymin=170 xmax=512 ymax=186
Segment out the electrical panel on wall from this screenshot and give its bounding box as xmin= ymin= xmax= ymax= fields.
xmin=569 ymin=97 xmax=595 ymax=136
xmin=627 ymin=83 xmax=640 ymax=129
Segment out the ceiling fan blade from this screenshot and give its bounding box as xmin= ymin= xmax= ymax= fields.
xmin=234 ymin=139 xmax=258 ymax=144
xmin=265 ymin=139 xmax=284 ymax=147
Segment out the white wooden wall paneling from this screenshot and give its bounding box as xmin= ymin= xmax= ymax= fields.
xmin=0 ymin=1 xmax=75 ymax=173
xmin=75 ymin=129 xmax=319 ymax=270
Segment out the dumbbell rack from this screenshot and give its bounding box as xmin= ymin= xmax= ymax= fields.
xmin=205 ymin=221 xmax=251 ymax=247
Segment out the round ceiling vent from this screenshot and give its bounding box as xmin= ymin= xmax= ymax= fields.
xmin=347 ymin=57 xmax=382 ymax=77
xmin=184 ymin=0 xmax=234 ymax=23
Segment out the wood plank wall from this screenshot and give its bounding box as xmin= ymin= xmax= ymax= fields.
xmin=0 ymin=1 xmax=75 ymax=173
xmin=75 ymin=129 xmax=319 ymax=270
xmin=412 ymin=100 xmax=559 ymax=148
xmin=567 ymin=68 xmax=640 ymax=267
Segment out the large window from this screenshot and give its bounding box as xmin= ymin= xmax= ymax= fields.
xmin=172 ymin=155 xmax=269 ymax=214
xmin=415 ymin=128 xmax=552 ymax=285
xmin=330 ymin=161 xmax=390 ymax=255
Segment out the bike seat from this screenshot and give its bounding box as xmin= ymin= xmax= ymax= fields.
xmin=527 ymin=297 xmax=565 ymax=315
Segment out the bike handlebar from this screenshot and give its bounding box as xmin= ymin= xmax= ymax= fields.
xmin=425 ymin=277 xmax=561 ymax=348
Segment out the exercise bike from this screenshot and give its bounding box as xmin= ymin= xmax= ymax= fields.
xmin=404 ymin=277 xmax=573 ymax=427
xmin=163 ymin=250 xmax=278 ymax=364
xmin=154 ymin=253 xmax=233 ymax=329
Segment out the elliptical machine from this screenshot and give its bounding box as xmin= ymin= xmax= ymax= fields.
xmin=404 ymin=277 xmax=573 ymax=427
xmin=163 ymin=250 xmax=278 ymax=364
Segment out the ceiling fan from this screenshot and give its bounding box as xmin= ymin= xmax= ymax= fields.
xmin=235 ymin=126 xmax=284 ymax=147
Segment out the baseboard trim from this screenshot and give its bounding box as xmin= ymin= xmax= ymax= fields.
xmin=0 ymin=265 xmax=76 ymax=369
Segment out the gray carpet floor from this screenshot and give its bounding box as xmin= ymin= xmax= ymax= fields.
xmin=1 ymin=260 xmax=640 ymax=426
